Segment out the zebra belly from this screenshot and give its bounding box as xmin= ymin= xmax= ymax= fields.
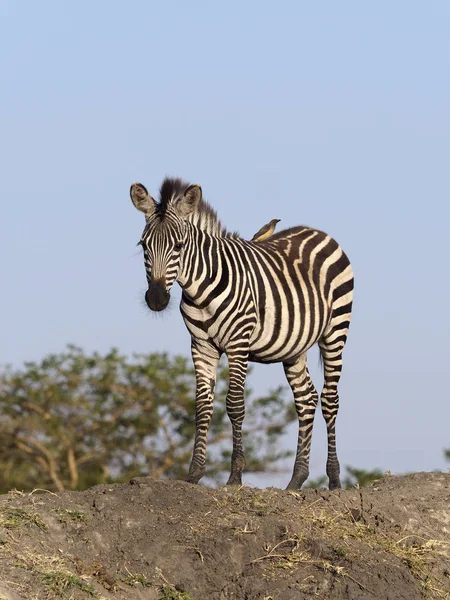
xmin=181 ymin=298 xmax=330 ymax=362
xmin=247 ymin=336 xmax=315 ymax=364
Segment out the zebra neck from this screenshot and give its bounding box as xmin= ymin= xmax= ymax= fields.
xmin=178 ymin=229 xmax=229 ymax=298
xmin=186 ymin=208 xmax=226 ymax=237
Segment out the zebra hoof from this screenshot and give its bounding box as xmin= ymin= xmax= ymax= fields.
xmin=285 ymin=472 xmax=309 ymax=490
xmin=329 ymin=479 xmax=342 ymax=490
xmin=186 ymin=467 xmax=205 ymax=484
xmin=226 ymin=474 xmax=242 ymax=486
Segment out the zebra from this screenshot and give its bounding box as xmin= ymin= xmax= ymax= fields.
xmin=130 ymin=177 xmax=354 ymax=490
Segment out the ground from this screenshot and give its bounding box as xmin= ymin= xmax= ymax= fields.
xmin=0 ymin=472 xmax=449 ymax=600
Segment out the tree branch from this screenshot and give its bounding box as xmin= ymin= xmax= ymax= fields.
xmin=15 ymin=436 xmax=65 ymax=492
xmin=67 ymin=444 xmax=78 ymax=489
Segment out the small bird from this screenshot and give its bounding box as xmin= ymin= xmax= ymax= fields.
xmin=251 ymin=219 xmax=281 ymax=242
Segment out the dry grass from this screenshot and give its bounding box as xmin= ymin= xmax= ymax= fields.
xmin=213 ymin=485 xmax=280 ymax=516
xmin=0 ymin=506 xmax=47 ymax=531
xmin=0 ymin=544 xmax=104 ymax=599
xmin=0 ymin=519 xmax=105 ymax=599
xmin=252 ymin=491 xmax=450 ymax=599
xmin=53 ymin=508 xmax=89 ymax=524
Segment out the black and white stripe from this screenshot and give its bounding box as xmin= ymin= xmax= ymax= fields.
xmin=130 ymin=177 xmax=354 ymax=489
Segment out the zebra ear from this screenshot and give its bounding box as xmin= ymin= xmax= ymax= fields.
xmin=130 ymin=183 xmax=157 ymax=218
xmin=175 ymin=184 xmax=202 ymax=218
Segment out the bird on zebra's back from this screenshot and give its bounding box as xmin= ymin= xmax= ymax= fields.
xmin=129 ymin=177 xmax=354 ymax=491
xmin=251 ymin=218 xmax=281 ymax=242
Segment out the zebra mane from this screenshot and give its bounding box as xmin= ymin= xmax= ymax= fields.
xmin=158 ymin=177 xmax=229 ymax=237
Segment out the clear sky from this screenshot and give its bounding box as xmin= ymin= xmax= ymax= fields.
xmin=1 ymin=1 xmax=449 ymax=486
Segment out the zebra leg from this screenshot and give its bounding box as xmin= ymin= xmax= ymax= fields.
xmin=284 ymin=354 xmax=319 ymax=490
xmin=225 ymin=351 xmax=249 ymax=486
xmin=318 ymin=323 xmax=349 ymax=490
xmin=187 ymin=340 xmax=221 ymax=484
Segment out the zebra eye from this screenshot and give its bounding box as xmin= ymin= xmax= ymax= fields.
xmin=174 ymin=241 xmax=183 ymax=251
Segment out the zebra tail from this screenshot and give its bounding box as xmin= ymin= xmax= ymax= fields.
xmin=318 ymin=346 xmax=324 ymax=370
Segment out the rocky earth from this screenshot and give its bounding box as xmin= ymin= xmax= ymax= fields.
xmin=0 ymin=472 xmax=449 ymax=600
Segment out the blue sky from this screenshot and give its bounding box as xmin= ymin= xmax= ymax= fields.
xmin=1 ymin=1 xmax=449 ymax=486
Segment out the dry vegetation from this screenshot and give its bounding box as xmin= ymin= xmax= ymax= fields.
xmin=0 ymin=472 xmax=449 ymax=600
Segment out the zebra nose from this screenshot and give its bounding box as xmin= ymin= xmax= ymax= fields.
xmin=145 ymin=279 xmax=170 ymax=312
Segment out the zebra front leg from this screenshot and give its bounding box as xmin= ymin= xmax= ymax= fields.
xmin=283 ymin=355 xmax=319 ymax=490
xmin=225 ymin=350 xmax=249 ymax=486
xmin=187 ymin=340 xmax=221 ymax=484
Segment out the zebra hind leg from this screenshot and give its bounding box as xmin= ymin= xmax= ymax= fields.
xmin=318 ymin=322 xmax=350 ymax=490
xmin=284 ymin=354 xmax=319 ymax=490
xmin=187 ymin=341 xmax=221 ymax=484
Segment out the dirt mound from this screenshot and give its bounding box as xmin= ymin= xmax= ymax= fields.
xmin=0 ymin=472 xmax=449 ymax=600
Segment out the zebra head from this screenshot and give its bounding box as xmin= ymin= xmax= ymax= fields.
xmin=130 ymin=180 xmax=202 ymax=311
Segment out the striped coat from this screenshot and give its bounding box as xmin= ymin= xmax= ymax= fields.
xmin=130 ymin=177 xmax=353 ymax=489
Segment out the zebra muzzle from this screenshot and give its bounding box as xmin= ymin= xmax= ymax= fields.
xmin=145 ymin=279 xmax=170 ymax=312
